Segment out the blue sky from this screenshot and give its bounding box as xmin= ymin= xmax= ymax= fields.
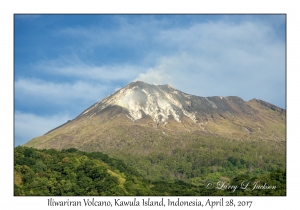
xmin=14 ymin=14 xmax=286 ymax=146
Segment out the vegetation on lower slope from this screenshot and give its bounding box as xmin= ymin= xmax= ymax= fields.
xmin=23 ymin=99 xmax=286 ymax=192
xmin=14 ymin=146 xmax=286 ymax=196
xmin=79 ymin=131 xmax=285 ymax=183
xmin=14 ymin=146 xmax=152 ymax=196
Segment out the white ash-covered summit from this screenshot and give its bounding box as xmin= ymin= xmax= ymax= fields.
xmin=78 ymin=81 xmax=197 ymax=123
xmin=73 ymin=81 xmax=284 ymax=127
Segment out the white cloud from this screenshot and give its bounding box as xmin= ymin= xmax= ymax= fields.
xmin=37 ymin=17 xmax=285 ymax=107
xmin=34 ymin=56 xmax=141 ymax=82
xmin=135 ymin=67 xmax=172 ymax=85
xmin=135 ymin=19 xmax=285 ymax=108
xmin=15 ymin=111 xmax=71 ymax=146
xmin=18 ymin=16 xmax=286 ymax=111
xmin=39 ymin=16 xmax=285 ymax=106
xmin=15 ymin=78 xmax=110 ymax=104
xmin=58 ymin=16 xmax=159 ymax=49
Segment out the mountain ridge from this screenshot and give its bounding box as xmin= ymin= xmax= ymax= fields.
xmin=33 ymin=81 xmax=285 ymax=142
xmin=24 ymin=80 xmax=286 ymax=155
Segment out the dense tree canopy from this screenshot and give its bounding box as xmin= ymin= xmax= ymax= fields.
xmin=14 ymin=146 xmax=285 ymax=196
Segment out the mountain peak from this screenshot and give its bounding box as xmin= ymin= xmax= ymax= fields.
xmin=130 ymin=80 xmax=147 ymax=86
xmin=41 ymin=81 xmax=285 ymax=142
xmin=77 ymin=81 xmax=195 ymax=123
xmin=108 ymin=81 xmax=184 ymax=123
xmin=130 ymin=81 xmax=173 ymax=89
xmin=78 ymin=82 xmax=243 ymax=125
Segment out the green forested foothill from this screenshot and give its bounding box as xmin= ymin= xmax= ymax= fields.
xmin=14 ymin=146 xmax=285 ymax=196
xmin=87 ymin=134 xmax=285 ymax=184
xmin=14 ymin=146 xmax=152 ymax=196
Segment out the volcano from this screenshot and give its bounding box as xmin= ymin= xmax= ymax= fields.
xmin=24 ymin=81 xmax=286 ymax=180
xmin=26 ymin=81 xmax=286 ymax=149
xmin=21 ymin=80 xmax=286 ymax=186
xmin=25 ymin=81 xmax=285 ymax=152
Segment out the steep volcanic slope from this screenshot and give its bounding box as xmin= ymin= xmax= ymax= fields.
xmin=25 ymin=81 xmax=286 ymax=151
xmin=23 ymin=81 xmax=286 ymax=182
